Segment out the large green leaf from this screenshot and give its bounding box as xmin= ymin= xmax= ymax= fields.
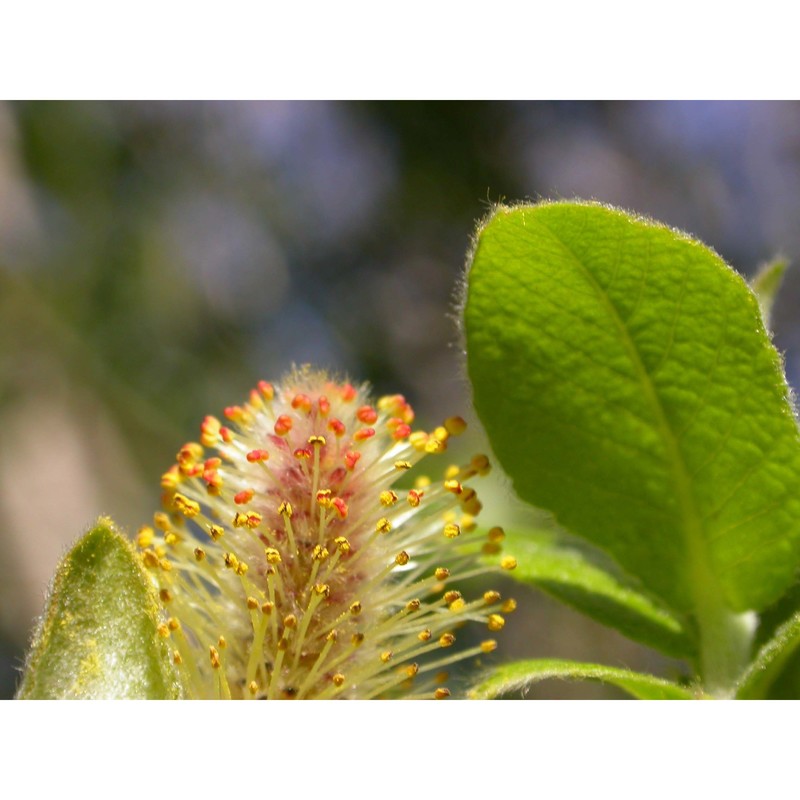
xmin=469 ymin=659 xmax=702 ymax=700
xmin=17 ymin=518 xmax=180 ymax=699
xmin=464 ymin=202 xmax=800 ymax=620
xmin=486 ymin=526 xmax=695 ymax=659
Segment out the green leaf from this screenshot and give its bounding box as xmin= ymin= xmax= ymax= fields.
xmin=17 ymin=518 xmax=180 ymax=699
xmin=487 ymin=526 xmax=695 ymax=659
xmin=464 ymin=202 xmax=800 ymax=619
xmin=469 ymin=659 xmax=702 ymax=700
xmin=750 ymin=257 xmax=788 ymax=328
xmin=735 ymin=611 xmax=800 ymax=699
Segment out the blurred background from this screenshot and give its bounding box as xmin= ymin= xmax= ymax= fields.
xmin=2 ymin=100 xmax=800 ymax=699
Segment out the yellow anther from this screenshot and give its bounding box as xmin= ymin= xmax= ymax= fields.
xmin=261 ymin=601 xmax=274 ymax=615
xmin=194 ymin=547 xmax=206 ymax=561
xmin=334 ymin=536 xmax=351 ymax=553
xmin=173 ymin=493 xmax=200 ymax=518
xmin=409 ymin=431 xmax=429 ymax=451
xmin=218 ymin=635 xmax=227 ymax=649
xmin=380 ymin=490 xmax=399 ymax=507
xmin=154 ymin=512 xmax=171 ymax=531
xmin=136 ymin=526 xmax=154 ymax=548
xmin=164 ymin=531 xmax=179 ymax=546
xmin=308 ymin=435 xmax=327 ymax=446
xmin=277 ymin=637 xmax=290 ymax=651
xmin=406 ymin=663 xmax=419 ymax=678
xmin=394 ymin=460 xmax=412 ymax=470
xmin=406 ymin=599 xmax=421 ymax=612
xmin=487 ymin=614 xmax=506 ymax=632
xmin=332 ymin=673 xmax=346 ymax=687
xmin=450 ymin=598 xmax=466 ymax=612
xmin=173 ymin=651 xmax=183 ymax=665
xmin=434 ymin=567 xmax=450 ymax=581
xmin=167 ymin=617 xmax=180 ymax=631
xmin=376 ymin=518 xmax=392 ymax=534
xmin=481 ymin=639 xmax=498 ymax=653
xmin=407 ymin=490 xmax=423 ymax=507
xmin=471 ymin=454 xmax=491 ymax=474
xmin=208 ymin=524 xmax=224 ymax=541
xmin=414 ymin=475 xmax=432 ymax=490
xmin=444 ymin=416 xmax=467 ymax=436
xmin=444 ymin=479 xmax=462 ymax=494
xmin=316 ymin=489 xmax=332 ymax=507
xmin=425 ymin=438 xmax=446 ymax=454
xmin=157 ymin=623 xmax=170 ymax=638
xmin=265 ymin=548 xmax=282 ymax=564
xmin=418 ymin=629 xmax=432 ymax=642
xmin=159 ymin=559 xmax=172 ymax=572
xmin=432 ymin=425 xmax=449 ymax=442
xmin=501 ymin=556 xmax=518 ymax=571
xmin=248 ymin=681 xmax=259 ymax=696
xmin=283 ymin=614 xmax=297 ymax=629
xmin=314 ymin=583 xmax=331 ymax=597
xmin=159 ymin=589 xmax=172 ymax=603
xmin=235 ymin=561 xmax=249 ymax=576
xmin=247 ymin=597 xmax=259 ymax=610
xmin=439 ymin=633 xmax=456 ymax=647
xmin=349 ymin=601 xmax=362 ymax=615
xmin=483 ymin=590 xmax=501 ymax=604
xmin=444 ymin=464 xmax=460 ymax=480
xmin=434 ymin=687 xmax=451 ymax=700
xmin=461 ymin=513 xmax=477 ymax=532
xmin=326 ymin=629 xmax=339 ymax=642
xmin=488 ymin=526 xmax=506 ymax=543
xmin=380 ymin=651 xmax=393 ymax=663
xmin=232 ymin=512 xmax=248 ymax=528
xmin=142 ymin=550 xmax=159 ymax=568
xmin=395 ymin=551 xmax=410 ymax=566
xmin=312 ymin=545 xmax=329 ymax=561
xmin=278 ymin=501 xmax=293 ymax=518
xmin=223 ymin=552 xmax=239 ymax=570
xmin=502 ymin=598 xmax=518 ymax=614
xmin=444 ymin=590 xmax=462 ymax=605
xmin=351 ymin=633 xmax=365 ymax=646
xmin=443 ymin=523 xmax=461 ymax=539
xmin=482 ymin=542 xmax=502 ymax=555
xmin=209 ymin=646 xmax=221 ymax=669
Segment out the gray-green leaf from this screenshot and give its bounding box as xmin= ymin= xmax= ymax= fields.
xmin=17 ymin=518 xmax=180 ymax=699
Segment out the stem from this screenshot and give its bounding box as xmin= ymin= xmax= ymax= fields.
xmin=696 ymin=583 xmax=756 ymax=698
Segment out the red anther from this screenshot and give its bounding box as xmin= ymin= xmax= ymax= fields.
xmin=318 ymin=395 xmax=331 ymax=416
xmin=354 ymin=427 xmax=375 ymax=442
xmin=331 ymin=497 xmax=349 ymax=519
xmin=204 ymin=457 xmax=222 ymax=470
xmin=274 ymin=415 xmax=293 ymax=436
xmin=257 ymin=381 xmax=274 ymax=401
xmin=344 ymin=451 xmax=361 ymax=471
xmin=407 ymin=489 xmax=424 ymax=507
xmin=327 ymin=418 xmax=346 ymax=437
xmin=294 ymin=447 xmax=312 ymax=460
xmin=357 ymin=405 xmax=378 ymax=424
xmin=182 ymin=463 xmax=202 ymax=478
xmin=234 ymin=489 xmax=255 ymax=505
xmin=246 ymin=449 xmax=270 ymax=463
xmin=291 ymin=393 xmax=312 ymax=413
xmin=392 ymin=423 xmax=412 ymax=440
xmin=340 ymin=383 xmax=357 ymax=402
xmin=178 ymin=443 xmax=202 ymax=465
xmin=224 ymin=405 xmax=244 ymax=422
xmin=219 ymin=426 xmax=233 ymax=443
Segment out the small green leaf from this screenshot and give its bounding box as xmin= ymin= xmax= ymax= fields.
xmin=469 ymin=659 xmax=702 ymax=700
xmin=17 ymin=518 xmax=180 ymax=699
xmin=735 ymin=611 xmax=800 ymax=699
xmin=464 ymin=202 xmax=800 ymax=617
xmin=486 ymin=526 xmax=695 ymax=659
xmin=750 ymin=257 xmax=788 ymax=328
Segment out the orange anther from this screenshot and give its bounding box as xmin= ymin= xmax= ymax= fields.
xmin=354 ymin=427 xmax=375 ymax=441
xmin=291 ymin=393 xmax=312 ymax=413
xmin=344 ymin=451 xmax=361 ymax=470
xmin=274 ymin=415 xmax=293 ymax=436
xmin=331 ymin=497 xmax=348 ymax=519
xmin=340 ymin=384 xmax=357 ymax=402
xmin=200 ymin=415 xmax=222 ymax=447
xmin=246 ymin=449 xmax=270 ymax=462
xmin=234 ymin=489 xmax=255 ymax=505
xmin=327 ymin=418 xmax=346 ymax=437
xmin=318 ymin=395 xmax=331 ymax=416
xmin=257 ymin=380 xmax=274 ymax=401
xmin=391 ymin=423 xmax=412 ymax=440
xmin=356 ymin=405 xmax=378 ymax=424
